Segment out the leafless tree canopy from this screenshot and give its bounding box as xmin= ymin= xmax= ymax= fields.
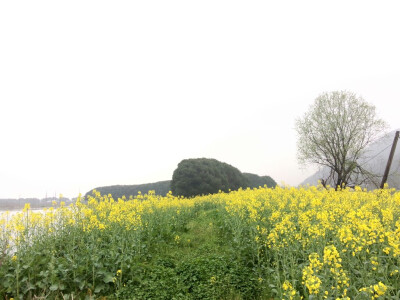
xmin=296 ymin=91 xmax=387 ymax=189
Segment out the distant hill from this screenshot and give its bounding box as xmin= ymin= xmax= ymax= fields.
xmin=85 ymin=180 xmax=172 ymax=199
xmin=301 ymin=129 xmax=400 ymax=189
xmin=86 ymin=171 xmax=277 ymax=199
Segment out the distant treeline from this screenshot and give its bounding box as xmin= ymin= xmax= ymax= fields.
xmin=0 ymin=197 xmax=73 ymax=210
xmin=242 ymin=172 xmax=277 ymax=189
xmin=85 ymin=181 xmax=172 ymax=199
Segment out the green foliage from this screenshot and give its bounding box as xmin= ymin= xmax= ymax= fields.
xmin=171 ymin=158 xmax=249 ymax=197
xmin=85 ymin=180 xmax=171 ymax=199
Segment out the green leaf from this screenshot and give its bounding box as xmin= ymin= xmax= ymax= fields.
xmin=23 ymin=282 xmax=35 ymax=293
xmin=94 ymin=284 xmax=105 ymax=293
xmin=103 ymin=273 xmax=114 ymax=283
xmin=50 ymin=284 xmax=59 ymax=291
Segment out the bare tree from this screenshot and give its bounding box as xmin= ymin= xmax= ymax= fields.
xmin=296 ymin=91 xmax=387 ymax=189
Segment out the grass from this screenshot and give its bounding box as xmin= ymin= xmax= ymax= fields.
xmin=115 ymin=207 xmax=263 ymax=299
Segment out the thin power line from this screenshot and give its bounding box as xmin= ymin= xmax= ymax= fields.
xmin=359 ymin=142 xmax=394 ymax=167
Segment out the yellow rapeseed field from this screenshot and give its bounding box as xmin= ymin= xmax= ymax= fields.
xmin=1 ymin=186 xmax=399 ymax=299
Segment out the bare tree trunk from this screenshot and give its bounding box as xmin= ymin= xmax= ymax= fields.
xmin=335 ymin=177 xmax=342 ymax=190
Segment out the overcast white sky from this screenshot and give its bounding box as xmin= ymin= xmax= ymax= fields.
xmin=1 ymin=1 xmax=399 ymax=199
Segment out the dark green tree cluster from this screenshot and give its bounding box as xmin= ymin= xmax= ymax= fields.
xmin=171 ymin=158 xmax=276 ymax=197
xmin=171 ymin=158 xmax=247 ymax=197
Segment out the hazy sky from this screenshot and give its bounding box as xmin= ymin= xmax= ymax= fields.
xmin=1 ymin=1 xmax=399 ymax=199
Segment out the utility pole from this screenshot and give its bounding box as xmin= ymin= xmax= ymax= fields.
xmin=380 ymin=131 xmax=400 ymax=188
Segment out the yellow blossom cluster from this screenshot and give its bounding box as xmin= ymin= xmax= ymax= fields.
xmin=282 ymin=280 xmax=297 ymax=299
xmin=360 ymin=282 xmax=387 ymax=299
xmin=302 ymin=253 xmax=323 ymax=295
xmin=221 ymin=185 xmax=399 ymax=298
